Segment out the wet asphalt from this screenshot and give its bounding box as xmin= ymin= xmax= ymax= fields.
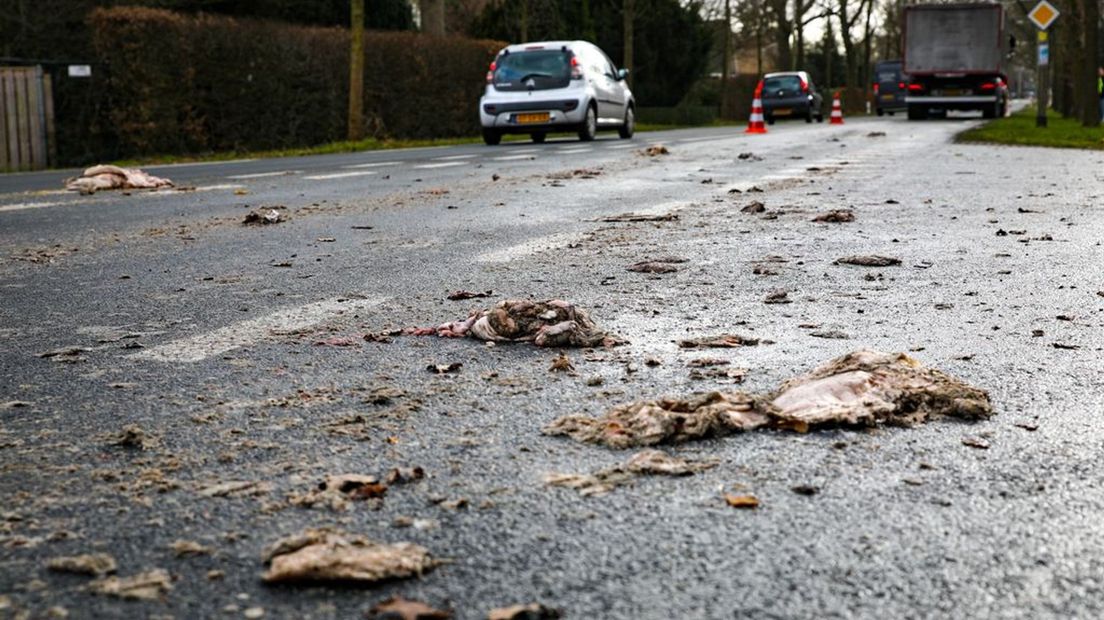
xmin=2 ymin=113 xmax=1104 ymax=619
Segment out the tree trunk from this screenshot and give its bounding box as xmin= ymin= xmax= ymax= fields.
xmin=348 ymin=0 xmax=365 ymax=141
xmin=769 ymin=0 xmax=793 ymax=71
xmin=519 ymin=0 xmax=528 ymax=42
xmin=824 ymin=15 xmax=834 ymax=89
xmin=1080 ymin=0 xmax=1100 ymax=126
xmin=419 ymin=0 xmax=445 ymax=36
xmin=722 ymin=0 xmax=731 ymax=110
xmin=623 ymin=0 xmax=634 ymax=87
xmin=795 ymin=0 xmax=807 ymax=70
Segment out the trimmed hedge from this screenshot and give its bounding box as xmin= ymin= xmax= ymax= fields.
xmin=88 ymin=7 xmax=502 ymax=158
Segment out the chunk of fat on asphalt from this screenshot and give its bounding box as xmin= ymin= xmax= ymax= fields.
xmin=130 ymin=296 xmax=388 ymax=363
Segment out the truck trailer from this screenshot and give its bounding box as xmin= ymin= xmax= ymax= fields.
xmin=903 ymin=3 xmax=1011 ymax=120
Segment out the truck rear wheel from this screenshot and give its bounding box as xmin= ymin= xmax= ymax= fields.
xmin=907 ymin=105 xmax=927 ymax=121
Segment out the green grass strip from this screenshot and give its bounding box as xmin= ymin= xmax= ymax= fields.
xmin=957 ymin=106 xmax=1104 ymax=150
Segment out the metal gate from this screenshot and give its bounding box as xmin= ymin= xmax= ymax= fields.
xmin=0 ymin=66 xmax=56 ymax=172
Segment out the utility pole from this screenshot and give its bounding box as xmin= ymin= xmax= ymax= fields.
xmin=623 ymin=0 xmax=634 ymax=87
xmin=721 ymin=0 xmax=731 ymax=116
xmin=348 ymin=0 xmax=365 ymax=141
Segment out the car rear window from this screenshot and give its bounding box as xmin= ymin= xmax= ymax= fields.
xmin=493 ymin=50 xmax=572 ymax=91
xmin=876 ymin=67 xmax=902 ymax=83
xmin=763 ymin=76 xmax=803 ymax=92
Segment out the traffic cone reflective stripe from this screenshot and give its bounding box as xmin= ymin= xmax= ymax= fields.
xmin=745 ymin=97 xmax=767 ymax=134
xmin=830 ymin=93 xmax=845 ymax=125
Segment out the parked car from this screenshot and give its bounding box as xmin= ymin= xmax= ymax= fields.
xmin=758 ymin=71 xmax=823 ymax=124
xmin=873 ymin=60 xmax=907 ymax=116
xmin=479 ymin=41 xmax=635 ymax=145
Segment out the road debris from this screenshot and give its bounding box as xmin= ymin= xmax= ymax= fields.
xmin=812 ymin=210 xmax=855 ymax=223
xmin=544 ymin=350 xmax=992 ymax=447
xmin=549 ymin=352 xmax=574 ymax=373
xmin=835 ymin=255 xmax=902 ymax=267
xmin=427 ymin=362 xmax=463 ymax=374
xmin=678 ymin=334 xmax=761 ymax=348
xmin=545 ymin=450 xmax=717 ymax=496
xmin=105 ymin=424 xmax=160 ymax=450
xmin=599 ymin=212 xmax=678 ymax=223
xmin=170 ymin=540 xmax=212 ymax=557
xmin=810 ymin=330 xmax=851 ymax=339
xmin=47 ymin=553 xmax=117 ymax=577
xmin=408 ymin=300 xmax=623 ymax=347
xmin=447 ymin=290 xmax=494 ymax=300
xmin=961 ymin=437 xmax=990 ymax=449
xmin=866 ymin=131 xmax=887 ymax=137
xmin=763 ymin=289 xmax=791 ymax=304
xmin=1 ymin=401 xmax=32 ymax=409
xmin=737 ymin=152 xmax=762 ymax=161
xmin=36 ymin=346 xmax=91 ymax=362
xmin=243 ymin=207 xmax=288 ymax=225
xmin=65 ymin=165 xmax=173 ymax=194
xmin=723 ymin=494 xmax=760 ymax=509
xmin=290 ymin=474 xmax=388 ymax=511
xmin=384 ymin=467 xmax=425 ymax=484
xmin=791 ymin=485 xmax=819 ymax=496
xmin=88 ymin=569 xmax=172 ymax=601
xmin=197 ymin=480 xmax=271 ymax=498
xmin=627 ymin=258 xmax=684 ymax=273
xmin=642 ymin=145 xmax=669 ymax=156
xmin=261 ymin=529 xmax=436 ymax=584
xmin=487 ymin=603 xmax=563 ymax=620
xmin=368 ymin=596 xmax=451 ymax=619
xmin=741 ymin=201 xmax=766 ymax=214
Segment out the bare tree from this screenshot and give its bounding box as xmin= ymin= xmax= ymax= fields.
xmin=419 ymin=0 xmax=445 ymax=35
xmin=833 ymin=0 xmax=872 ymax=87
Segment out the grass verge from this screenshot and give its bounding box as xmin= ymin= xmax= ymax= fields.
xmin=957 ymin=106 xmax=1104 ymax=150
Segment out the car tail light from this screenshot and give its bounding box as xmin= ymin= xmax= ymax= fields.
xmin=979 ymin=82 xmax=997 ymax=91
xmin=570 ymin=56 xmax=583 ymax=80
xmin=486 ymin=61 xmax=496 ymax=84
xmin=800 ymin=78 xmax=809 ymax=93
xmin=898 ymin=81 xmax=905 ymax=89
xmin=907 ymin=83 xmax=924 ymax=93
xmin=873 ymin=83 xmax=880 ymax=95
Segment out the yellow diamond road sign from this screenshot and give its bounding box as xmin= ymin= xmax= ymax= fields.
xmin=1028 ymin=0 xmax=1060 ymax=30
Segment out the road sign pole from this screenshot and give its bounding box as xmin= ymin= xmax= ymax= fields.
xmin=1037 ymin=31 xmax=1048 ymax=128
xmin=1028 ymin=0 xmax=1060 ymax=128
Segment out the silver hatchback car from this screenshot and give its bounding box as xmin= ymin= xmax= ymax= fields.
xmin=479 ymin=40 xmax=635 ymax=145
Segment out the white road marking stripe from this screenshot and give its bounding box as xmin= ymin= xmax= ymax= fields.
xmin=607 ymin=143 xmax=638 ymax=149
xmin=476 ymin=232 xmax=583 ymax=263
xmin=414 ymin=162 xmax=468 ymax=169
xmin=342 ymin=161 xmax=400 ymax=169
xmin=131 ymin=296 xmax=389 ymax=363
xmin=0 ymin=201 xmax=65 ymax=213
xmin=304 ymin=171 xmax=378 ymax=180
xmin=146 ymin=158 xmax=258 ymax=170
xmin=0 ymin=184 xmax=244 ymax=212
xmin=432 ymin=154 xmax=477 ymax=161
xmin=227 ymin=170 xmax=300 ymax=180
xmin=492 ymin=154 xmax=536 ymax=161
xmin=508 ymin=148 xmax=540 ymax=154
xmin=558 ymin=148 xmax=592 ymax=154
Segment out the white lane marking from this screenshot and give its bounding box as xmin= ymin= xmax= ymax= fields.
xmin=432 ymin=154 xmax=477 ymax=161
xmin=476 ymin=232 xmax=583 ymax=263
xmin=342 ymin=161 xmax=400 ymax=169
xmin=304 ymin=171 xmax=378 ymax=180
xmin=1 ymin=184 xmax=244 ymax=212
xmin=414 ymin=161 xmax=468 ymax=169
xmin=0 ymin=201 xmax=65 ymax=213
xmin=492 ymin=154 xmax=537 ymax=161
xmin=508 ymin=148 xmax=540 ymax=154
xmin=147 ymin=158 xmax=258 ymax=170
xmin=678 ymin=136 xmax=724 ymax=143
xmin=227 ymin=170 xmax=300 ymax=180
xmin=131 ymin=296 xmax=388 ymax=363
xmin=558 ymin=148 xmax=593 ymax=154
xmin=606 ymin=143 xmax=638 ymax=149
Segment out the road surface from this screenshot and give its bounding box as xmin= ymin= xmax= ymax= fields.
xmin=2 ymin=116 xmax=1104 ymax=619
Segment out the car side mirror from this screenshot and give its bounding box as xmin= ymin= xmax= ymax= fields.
xmin=617 ymin=68 xmax=629 ymax=81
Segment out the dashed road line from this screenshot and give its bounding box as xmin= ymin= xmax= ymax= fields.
xmin=414 ymin=161 xmax=468 ymax=169
xmin=492 ymin=154 xmax=537 ymax=161
xmin=227 ymin=170 xmax=300 ymax=180
xmin=558 ymin=147 xmax=593 ymax=154
xmin=607 ymin=143 xmax=638 ymax=149
xmin=130 ymin=296 xmax=389 ymax=363
xmin=343 ymin=161 xmax=400 ymax=169
xmin=0 ymin=201 xmax=65 ymax=213
xmin=0 ymin=184 xmax=245 ymax=213
xmin=303 ymin=171 xmax=378 ymax=180
xmin=432 ymin=154 xmax=477 ymax=161
xmin=476 ymin=232 xmax=583 ymax=263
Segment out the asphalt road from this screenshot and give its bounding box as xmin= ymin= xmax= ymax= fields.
xmin=2 ymin=115 xmax=1104 ymax=619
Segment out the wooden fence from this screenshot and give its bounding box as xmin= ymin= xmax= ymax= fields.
xmin=1 ymin=66 xmax=56 ymax=172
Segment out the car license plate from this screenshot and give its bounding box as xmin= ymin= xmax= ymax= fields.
xmin=943 ymin=89 xmax=963 ymax=96
xmin=881 ymin=94 xmax=895 ymax=101
xmin=774 ymin=108 xmax=791 ymax=116
xmin=516 ymin=113 xmax=550 ymax=124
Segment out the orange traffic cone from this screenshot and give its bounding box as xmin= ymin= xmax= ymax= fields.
xmin=745 ymin=84 xmax=767 ymax=134
xmin=830 ymin=92 xmax=844 ymax=125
